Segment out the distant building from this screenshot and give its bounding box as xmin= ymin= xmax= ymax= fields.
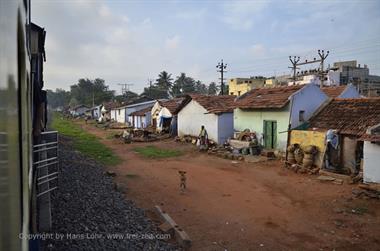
xmin=228 ymin=77 xmax=266 ymax=96
xmin=70 ymin=105 xmax=89 ymax=117
xmin=130 ymin=106 xmax=153 ymax=129
xmin=332 ymin=60 xmax=380 ymax=96
xmin=151 ymin=97 xmax=188 ymax=133
xmin=110 ymin=99 xmax=158 ymax=125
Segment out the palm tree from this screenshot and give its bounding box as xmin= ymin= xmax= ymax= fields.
xmin=155 ymin=71 xmax=173 ymax=90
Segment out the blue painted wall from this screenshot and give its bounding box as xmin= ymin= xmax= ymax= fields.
xmin=217 ymin=112 xmax=234 ymax=144
xmin=290 ymin=84 xmax=329 ymax=129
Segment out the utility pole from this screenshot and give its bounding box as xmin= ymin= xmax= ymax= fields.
xmin=318 ymin=49 xmax=329 ymax=87
xmin=288 ymin=56 xmax=300 ymax=85
xmin=216 ymin=59 xmax=227 ymax=95
xmin=118 ymin=83 xmax=134 ymax=95
xmin=147 ymin=78 xmax=153 ymax=87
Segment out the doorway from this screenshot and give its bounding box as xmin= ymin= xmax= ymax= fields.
xmin=263 ymin=120 xmax=277 ymax=149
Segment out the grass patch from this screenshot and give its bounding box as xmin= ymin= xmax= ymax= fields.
xmin=125 ymin=174 xmax=140 ymax=179
xmin=134 ymin=145 xmax=182 ymax=159
xmin=51 ymin=113 xmax=121 ymax=165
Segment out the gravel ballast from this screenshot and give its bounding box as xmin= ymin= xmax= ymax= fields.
xmin=42 ymin=136 xmax=180 ymax=251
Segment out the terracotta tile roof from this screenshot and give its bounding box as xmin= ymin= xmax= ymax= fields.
xmin=358 ymin=134 xmax=380 ymax=142
xmin=235 ymin=85 xmax=304 ymax=109
xmin=158 ymin=97 xmax=187 ymax=115
xmin=130 ymin=106 xmax=153 ymax=116
xmin=321 ymin=86 xmax=346 ymax=98
xmin=308 ymin=98 xmax=380 ymax=137
xmin=189 ymin=94 xmax=236 ymax=114
xmin=103 ymin=101 xmax=121 ymax=110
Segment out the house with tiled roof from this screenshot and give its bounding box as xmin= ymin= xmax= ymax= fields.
xmin=151 ymin=97 xmax=189 ymax=133
xmin=110 ymin=99 xmax=159 ymax=124
xmin=177 ymin=94 xmax=236 ymax=144
xmin=320 ymin=84 xmax=360 ymax=98
xmin=308 ymin=98 xmax=380 ymax=176
xmin=234 ymin=84 xmax=329 ymax=150
xmin=129 ymin=106 xmax=153 ymax=129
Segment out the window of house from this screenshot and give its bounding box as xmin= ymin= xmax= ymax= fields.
xmin=230 ymin=92 xmax=234 ymax=95
xmin=299 ymin=110 xmax=305 ymax=122
xmin=238 ymin=91 xmax=241 ymax=96
xmin=118 ymin=109 xmax=120 ymax=115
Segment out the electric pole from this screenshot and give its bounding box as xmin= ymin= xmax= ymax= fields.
xmin=318 ymin=49 xmax=329 ymax=87
xmin=118 ymin=83 xmax=134 ymax=95
xmin=147 ymin=78 xmax=153 ymax=87
xmin=288 ymin=56 xmax=300 ymax=85
xmin=216 ymin=59 xmax=227 ymax=95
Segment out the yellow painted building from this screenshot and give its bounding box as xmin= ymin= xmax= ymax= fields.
xmin=265 ymin=78 xmax=278 ymax=86
xmin=228 ymin=77 xmax=266 ymax=96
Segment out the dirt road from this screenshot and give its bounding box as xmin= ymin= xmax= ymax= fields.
xmin=80 ymin=123 xmax=380 ymax=251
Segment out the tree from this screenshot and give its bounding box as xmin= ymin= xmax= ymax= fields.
xmin=46 ymin=88 xmax=71 ymax=108
xmin=141 ymin=86 xmax=168 ymax=99
xmin=155 ymin=71 xmax=173 ymax=90
xmin=114 ymin=91 xmax=139 ymax=103
xmin=207 ymin=82 xmax=219 ymax=95
xmin=194 ymin=80 xmax=208 ymax=94
xmin=171 ymin=73 xmax=196 ymax=96
xmin=70 ymin=78 xmax=114 ymax=106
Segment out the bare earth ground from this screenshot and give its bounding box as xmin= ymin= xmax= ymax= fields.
xmin=79 ymin=122 xmax=380 ymax=251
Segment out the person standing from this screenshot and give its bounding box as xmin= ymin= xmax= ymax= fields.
xmin=199 ymin=125 xmax=208 ymax=146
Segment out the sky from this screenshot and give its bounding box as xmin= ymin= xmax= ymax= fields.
xmin=32 ymin=0 xmax=380 ymax=94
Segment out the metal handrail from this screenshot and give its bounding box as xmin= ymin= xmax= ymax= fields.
xmin=33 ymin=157 xmax=57 ymax=166
xmin=37 ymin=176 xmax=58 ymax=186
xmin=37 ymin=172 xmax=59 ymax=181
xmin=33 ymin=146 xmax=57 ymax=153
xmin=37 ymin=187 xmax=58 ymax=197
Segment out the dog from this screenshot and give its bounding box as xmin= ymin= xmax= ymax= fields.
xmin=178 ymin=171 xmax=187 ymax=193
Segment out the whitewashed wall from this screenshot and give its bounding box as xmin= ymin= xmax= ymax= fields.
xmin=363 ymin=141 xmax=380 ymax=184
xmin=178 ymin=100 xmax=219 ymax=143
xmin=111 ymin=108 xmax=126 ymax=123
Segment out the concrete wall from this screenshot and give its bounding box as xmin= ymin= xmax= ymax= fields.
xmin=290 ymin=84 xmax=328 ymax=129
xmin=363 ymin=141 xmax=380 ymax=183
xmin=217 ymin=112 xmax=234 ymax=144
xmin=233 ymin=106 xmax=290 ymax=150
xmin=178 ymin=100 xmax=219 ymax=143
xmin=341 ymin=136 xmax=358 ymax=173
